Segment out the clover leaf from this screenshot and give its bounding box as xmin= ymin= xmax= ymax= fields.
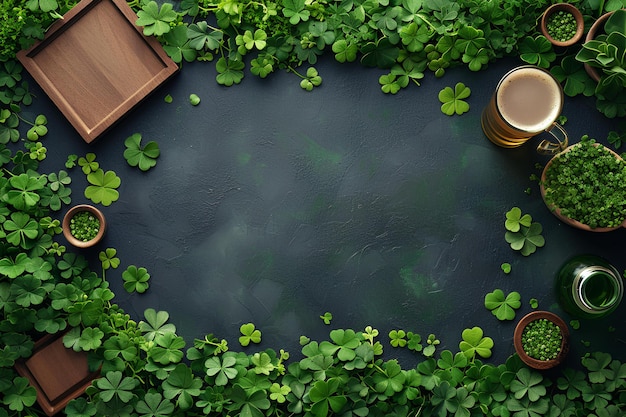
xmin=505 ymin=207 xmax=532 ymax=232
xmin=438 ymin=82 xmax=471 ymax=115
xmin=519 ymin=35 xmax=556 ymax=69
xmin=95 ymin=370 xmax=139 ymax=403
xmin=135 ymin=392 xmax=175 ymax=417
xmin=215 ymin=57 xmax=245 ymax=86
xmin=124 ymin=133 xmax=160 ymax=171
xmin=505 ymin=222 xmax=545 ymax=256
xmin=84 ymin=169 xmax=120 ymax=206
xmin=136 ymin=1 xmax=177 ymax=37
xmin=300 ymin=67 xmax=322 ymax=91
xmin=139 ymin=308 xmax=177 ymax=341
xmin=282 ymin=0 xmax=310 ymax=24
xmin=187 ymin=21 xmax=223 ymax=51
xmin=122 ymin=265 xmax=151 ymax=294
xmin=78 ymin=153 xmax=99 ymax=175
xmin=205 ymin=354 xmax=238 ymax=386
xmin=332 ymin=39 xmax=358 ymax=63
xmin=161 ymin=363 xmax=202 ymax=409
xmin=389 ymin=329 xmax=407 ymax=347
xmin=239 ymin=322 xmax=262 ymax=346
xmin=99 ymin=248 xmax=120 ymax=270
xmin=484 ymin=289 xmax=521 ymax=321
xmin=163 ymin=25 xmax=197 ymax=63
xmin=459 ymin=327 xmax=493 ymax=360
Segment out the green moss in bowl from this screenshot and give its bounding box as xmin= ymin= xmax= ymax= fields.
xmin=541 ymin=136 xmax=626 ymax=230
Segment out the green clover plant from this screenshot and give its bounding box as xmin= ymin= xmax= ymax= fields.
xmin=438 ymin=82 xmax=471 ymax=115
xmin=124 ymin=133 xmax=160 ymax=171
xmin=484 ymin=289 xmax=521 ymax=321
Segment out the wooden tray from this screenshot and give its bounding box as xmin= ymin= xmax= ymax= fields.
xmin=17 ymin=0 xmax=179 ymax=143
xmin=14 ymin=333 xmax=100 ymax=416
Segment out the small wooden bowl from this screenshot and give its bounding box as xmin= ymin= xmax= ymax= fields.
xmin=540 ymin=3 xmax=585 ymax=47
xmin=514 ymin=311 xmax=569 ymax=370
xmin=62 ymin=204 xmax=106 ymax=248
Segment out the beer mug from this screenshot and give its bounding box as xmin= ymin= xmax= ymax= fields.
xmin=481 ymin=65 xmax=568 ymax=155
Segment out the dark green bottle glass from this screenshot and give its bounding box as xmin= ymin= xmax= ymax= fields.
xmin=556 ymin=255 xmax=623 ymax=319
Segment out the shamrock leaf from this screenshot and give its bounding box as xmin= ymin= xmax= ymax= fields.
xmin=136 ymin=1 xmax=177 ymax=37
xmin=99 ymin=248 xmax=120 ymax=270
xmin=161 ymin=363 xmax=202 ymax=409
xmin=84 ymin=169 xmax=121 ymax=206
xmin=505 ymin=207 xmax=532 ymax=232
xmin=239 ymin=322 xmax=262 ymax=346
xmin=124 ymin=133 xmax=160 ymax=171
xmin=215 ymin=57 xmax=245 ymax=86
xmin=135 ymin=392 xmax=175 ymax=417
xmin=187 ymin=21 xmax=223 ymax=51
xmin=332 ymin=39 xmax=358 ymax=63
xmin=138 ymin=308 xmax=177 ymax=341
xmin=205 ymin=354 xmax=238 ymax=386
xmin=282 ymin=0 xmax=310 ymax=24
xmin=484 ymin=289 xmax=521 ymax=321
xmin=163 ymin=25 xmax=197 ymax=63
xmin=95 ymin=371 xmax=139 ymax=403
xmin=519 ymin=35 xmax=556 ymax=69
xmin=505 ymin=222 xmax=545 ymax=256
xmin=438 ymin=82 xmax=471 ymax=115
xmin=78 ymin=153 xmax=99 ymax=175
xmin=122 ymin=265 xmax=151 ymax=294
xmin=459 ymin=327 xmax=494 ymax=360
xmin=300 ymin=67 xmax=322 ymax=91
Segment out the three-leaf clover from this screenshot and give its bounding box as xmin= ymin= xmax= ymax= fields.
xmin=99 ymin=248 xmax=120 ymax=270
xmin=300 ymin=67 xmax=322 ymax=91
xmin=135 ymin=1 xmax=177 ymax=37
xmin=438 ymin=82 xmax=471 ymax=115
xmin=239 ymin=323 xmax=262 ymax=346
xmin=505 ymin=207 xmax=532 ymax=232
xmin=484 ymin=289 xmax=521 ymax=321
xmin=505 ymin=222 xmax=545 ymax=256
xmin=459 ymin=327 xmax=494 ymax=360
xmin=84 ymin=169 xmax=121 ymax=206
xmin=124 ymin=133 xmax=160 ymax=171
xmin=122 ymin=265 xmax=151 ymax=294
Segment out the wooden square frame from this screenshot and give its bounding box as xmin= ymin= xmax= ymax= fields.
xmin=17 ymin=0 xmax=179 ymax=143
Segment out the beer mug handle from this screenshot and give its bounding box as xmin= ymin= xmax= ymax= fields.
xmin=537 ymin=122 xmax=568 ymax=155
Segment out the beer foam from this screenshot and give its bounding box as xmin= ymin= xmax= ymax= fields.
xmin=496 ymin=67 xmax=562 ymax=132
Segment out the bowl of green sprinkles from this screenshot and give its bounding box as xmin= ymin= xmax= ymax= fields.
xmin=514 ymin=311 xmax=569 ymax=370
xmin=540 ymin=137 xmax=626 ymax=232
xmin=62 ymin=204 xmax=106 ymax=248
xmin=540 ymin=3 xmax=584 ymax=47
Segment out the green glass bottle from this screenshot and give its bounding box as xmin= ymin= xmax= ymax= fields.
xmin=556 ymin=254 xmax=624 ymax=319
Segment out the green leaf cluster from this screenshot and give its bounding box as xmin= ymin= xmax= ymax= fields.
xmin=504 ymin=207 xmax=545 ymax=256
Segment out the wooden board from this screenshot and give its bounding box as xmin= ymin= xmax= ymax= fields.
xmin=17 ymin=0 xmax=179 ymax=143
xmin=14 ymin=333 xmax=100 ymax=416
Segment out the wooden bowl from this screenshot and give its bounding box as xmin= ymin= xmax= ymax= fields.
xmin=540 ymin=143 xmax=626 ymax=232
xmin=62 ymin=204 xmax=106 ymax=248
xmin=514 ymin=311 xmax=569 ymax=370
xmin=540 ymin=3 xmax=585 ymax=47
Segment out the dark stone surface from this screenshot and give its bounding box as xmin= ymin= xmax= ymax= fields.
xmin=26 ymin=54 xmax=625 ymax=368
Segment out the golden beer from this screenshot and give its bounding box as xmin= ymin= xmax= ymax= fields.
xmin=482 ymin=66 xmax=567 ymax=154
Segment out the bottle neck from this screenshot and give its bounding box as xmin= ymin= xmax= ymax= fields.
xmin=572 ymin=266 xmax=624 ymax=315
